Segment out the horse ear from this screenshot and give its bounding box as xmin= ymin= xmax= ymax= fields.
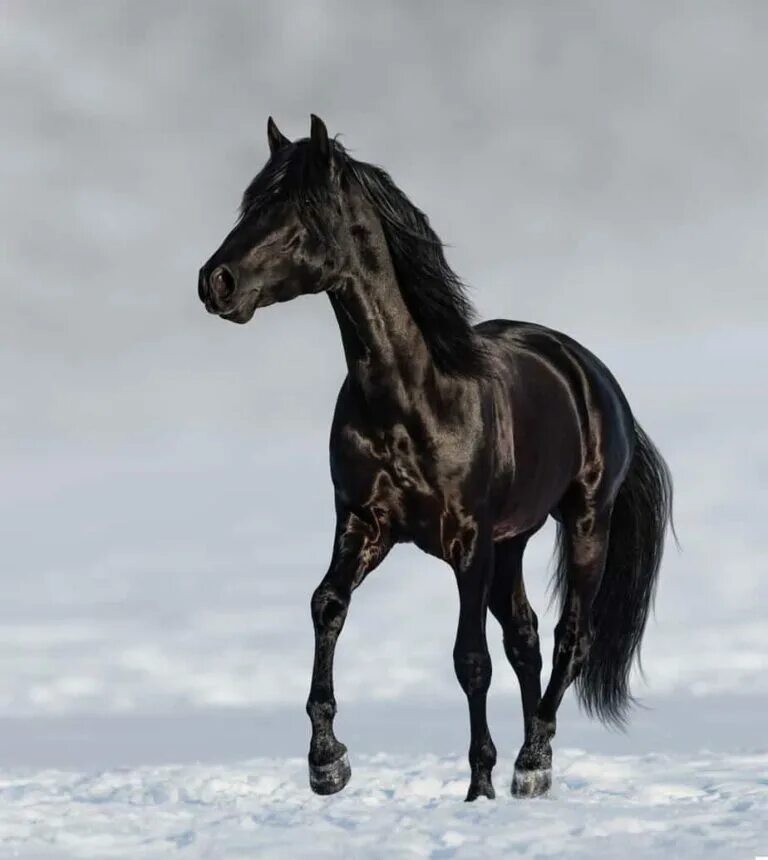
xmin=267 ymin=116 xmax=289 ymax=155
xmin=310 ymin=114 xmax=331 ymax=162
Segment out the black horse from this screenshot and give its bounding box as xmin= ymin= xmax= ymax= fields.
xmin=198 ymin=116 xmax=673 ymax=801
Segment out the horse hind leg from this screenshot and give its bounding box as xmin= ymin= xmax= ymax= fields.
xmin=488 ymin=528 xmax=544 ymax=739
xmin=512 ymin=500 xmax=611 ymax=798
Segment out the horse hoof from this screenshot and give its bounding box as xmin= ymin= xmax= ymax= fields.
xmin=308 ymin=752 xmax=351 ymax=795
xmin=511 ymin=767 xmax=551 ymax=798
xmin=465 ymin=779 xmax=495 ymax=802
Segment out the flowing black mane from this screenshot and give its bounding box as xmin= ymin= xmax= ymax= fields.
xmin=241 ymin=139 xmax=487 ymax=377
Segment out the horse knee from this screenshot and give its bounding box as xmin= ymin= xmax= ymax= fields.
xmin=453 ymin=649 xmax=492 ymax=696
xmin=470 ymin=734 xmax=497 ymax=771
xmin=310 ymin=584 xmax=349 ymax=634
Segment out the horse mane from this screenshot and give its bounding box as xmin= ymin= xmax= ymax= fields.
xmin=241 ymin=137 xmax=487 ymax=377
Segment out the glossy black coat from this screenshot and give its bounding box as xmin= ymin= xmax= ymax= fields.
xmin=199 ymin=116 xmax=673 ymax=800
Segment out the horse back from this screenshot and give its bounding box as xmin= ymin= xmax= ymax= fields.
xmin=478 ymin=320 xmax=635 ymax=537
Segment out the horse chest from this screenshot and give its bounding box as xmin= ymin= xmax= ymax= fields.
xmin=360 ymin=439 xmax=441 ymax=522
xmin=379 ymin=447 xmax=480 ymax=560
xmin=340 ymin=424 xmax=437 ymax=498
xmin=335 ymin=419 xmax=477 ymax=558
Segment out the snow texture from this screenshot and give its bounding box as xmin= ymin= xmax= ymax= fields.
xmin=1 ymin=751 xmax=766 ymax=859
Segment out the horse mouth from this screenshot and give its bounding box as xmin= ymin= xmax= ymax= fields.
xmin=220 ymin=304 xmax=256 ymax=324
xmin=219 ymin=288 xmax=279 ymax=322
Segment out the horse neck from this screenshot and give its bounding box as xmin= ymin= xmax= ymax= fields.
xmin=328 ymin=240 xmax=434 ymax=402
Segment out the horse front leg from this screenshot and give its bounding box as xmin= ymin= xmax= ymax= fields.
xmin=306 ymin=507 xmax=391 ymax=795
xmin=450 ymin=521 xmax=497 ymax=801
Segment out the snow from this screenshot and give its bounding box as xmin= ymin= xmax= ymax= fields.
xmin=0 ymin=751 xmax=765 ymax=859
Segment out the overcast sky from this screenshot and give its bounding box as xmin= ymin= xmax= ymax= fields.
xmin=2 ymin=0 xmax=767 ymax=449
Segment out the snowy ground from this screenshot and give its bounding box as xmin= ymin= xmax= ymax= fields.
xmin=0 ymin=750 xmax=766 ymax=859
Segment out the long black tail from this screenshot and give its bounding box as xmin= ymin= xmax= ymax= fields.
xmin=555 ymin=422 xmax=673 ymax=728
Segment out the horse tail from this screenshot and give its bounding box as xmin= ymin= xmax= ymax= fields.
xmin=557 ymin=421 xmax=674 ymax=727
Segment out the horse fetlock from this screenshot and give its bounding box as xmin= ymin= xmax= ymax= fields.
xmin=470 ymin=736 xmax=497 ymax=771
xmin=309 ymin=734 xmax=347 ymax=768
xmin=516 ymin=722 xmax=553 ymax=773
xmin=529 ymin=715 xmax=556 ymax=743
xmin=306 ymin=697 xmax=336 ymax=724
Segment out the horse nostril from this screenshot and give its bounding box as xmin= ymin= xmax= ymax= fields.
xmin=210 ymin=265 xmax=236 ymax=299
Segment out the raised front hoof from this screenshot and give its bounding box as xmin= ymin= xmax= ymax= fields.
xmin=511 ymin=767 xmax=552 ymax=798
xmin=465 ymin=777 xmax=495 ymax=802
xmin=308 ymin=752 xmax=351 ymax=796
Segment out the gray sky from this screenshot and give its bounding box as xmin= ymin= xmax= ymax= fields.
xmin=2 ymin=0 xmax=766 ymax=448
